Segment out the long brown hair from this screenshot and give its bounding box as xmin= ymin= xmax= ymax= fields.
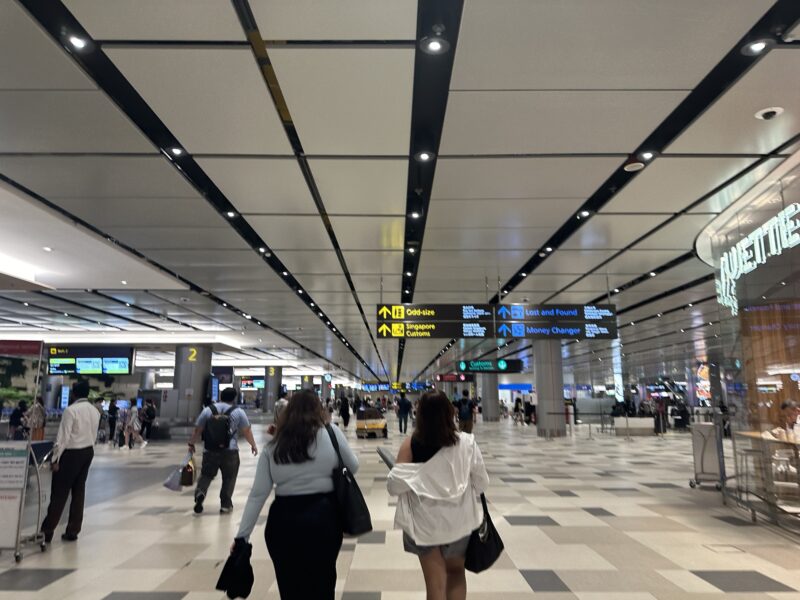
xmin=413 ymin=391 xmax=459 ymax=450
xmin=271 ymin=390 xmax=325 ymax=464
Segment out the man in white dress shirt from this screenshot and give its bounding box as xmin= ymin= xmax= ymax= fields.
xmin=41 ymin=379 xmax=101 ymax=543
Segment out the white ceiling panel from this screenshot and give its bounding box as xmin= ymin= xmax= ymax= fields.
xmin=667 ymin=50 xmax=800 ymax=154
xmin=145 ymin=249 xmax=263 ymax=268
xmin=197 ymin=158 xmax=316 ymax=214
xmin=330 ymin=217 xmax=405 ymax=250
xmin=0 ymin=91 xmax=152 ymax=152
xmin=0 ymin=155 xmax=197 ymax=198
xmin=432 ymin=157 xmax=621 ymax=200
xmin=106 ymin=48 xmax=292 ymax=154
xmin=602 ymin=157 xmax=759 ymax=214
xmin=278 ymin=251 xmax=344 ymax=274
xmin=562 ymin=215 xmax=668 ymax=250
xmin=502 ymin=292 xmax=552 ymax=305
xmin=414 ymin=277 xmax=492 ymax=293
xmin=440 ymin=90 xmax=686 ymax=155
xmin=104 ymin=227 xmax=248 ymax=251
xmin=533 ymin=250 xmax=617 ymax=275
xmin=350 ymin=275 xmax=402 ymax=293
xmin=424 ymin=227 xmax=551 ymax=250
xmin=414 ymin=265 xmax=518 ymax=282
xmin=342 ymin=251 xmax=403 ymax=275
xmin=420 ymin=250 xmax=535 ymax=271
xmin=248 ymin=216 xmax=332 ymax=250
xmin=427 ymin=198 xmax=583 ymax=229
xmin=53 ymin=197 xmax=223 ymax=228
xmin=251 ymin=0 xmax=417 ymax=40
xmin=64 ymin=0 xmax=246 ymax=41
xmin=633 ymin=214 xmax=718 ymax=251
xmin=541 ymin=273 xmax=630 ymax=294
xmin=296 ymin=274 xmax=352 ymax=293
xmin=0 ymin=2 xmax=95 ymax=90
xmin=308 ymin=159 xmax=407 ymax=215
xmin=451 ymin=0 xmax=774 ymax=90
xmin=545 ymin=291 xmax=595 ymax=305
xmin=689 ymin=158 xmax=786 ymax=213
xmin=413 ymin=292 xmax=496 ymax=303
xmin=655 ymin=258 xmax=714 ymax=283
xmin=601 ymin=249 xmax=685 ymax=275
xmin=269 ymin=48 xmax=413 ymax=155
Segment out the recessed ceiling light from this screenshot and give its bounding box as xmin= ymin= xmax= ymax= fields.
xmin=420 ymin=26 xmax=450 ymax=55
xmin=649 ymin=271 xmax=657 ymax=277
xmin=64 ymin=312 xmax=69 ymax=317
xmin=688 ymin=303 xmax=693 ymax=307
xmin=170 ymin=147 xmax=183 ymax=156
xmin=680 ymin=328 xmax=685 ymax=333
xmin=579 ymin=210 xmax=590 ymax=218
xmin=310 ymin=302 xmax=315 ymax=307
xmin=640 ymin=151 xmax=654 ymax=161
xmin=410 ymin=212 xmax=420 ymax=219
xmin=68 ymin=35 xmax=86 ymax=49
xmin=326 ymin=321 xmax=330 ymax=325
xmin=332 ymin=327 xmax=336 ymax=332
xmin=781 ymin=281 xmax=787 ymax=286
xmin=415 ymin=151 xmax=435 ymax=162
xmin=258 ymin=338 xmax=262 ymax=342
xmin=120 ymin=280 xmax=127 ymax=285
xmin=545 ymin=247 xmax=553 ymax=253
xmin=125 ymin=303 xmax=131 ymax=307
xmin=23 ymin=302 xmax=29 ymax=307
xmin=405 ymin=289 xmax=410 ymax=294
xmin=297 ymin=289 xmax=303 ymax=294
xmin=762 ymin=295 xmax=767 ymax=299
xmin=754 ymin=106 xmax=784 ymax=121
xmin=282 ymin=271 xmax=288 ymax=276
xmin=657 ymin=313 xmax=662 ymax=317
xmin=538 ymin=252 xmax=546 ymax=257
xmin=408 ymin=248 xmax=415 ymax=254
xmin=613 ymin=288 xmax=620 ymax=293
xmin=624 ymin=161 xmax=645 ymax=172
xmin=742 ymin=39 xmax=772 ymax=56
xmin=630 ymin=321 xmax=635 ymax=326
xmin=42 ymin=246 xmax=52 ymax=252
xmin=258 ymin=247 xmax=266 ymax=253
xmin=708 ymin=321 xmax=713 ymax=326
xmin=405 ymin=271 xmax=412 ymax=277
xmin=225 ymin=211 xmax=236 ymax=218
xmin=319 ymin=312 xmax=323 ymax=317
xmin=521 ymin=272 xmax=527 ymax=277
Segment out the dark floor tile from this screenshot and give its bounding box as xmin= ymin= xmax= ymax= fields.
xmin=500 ymin=477 xmax=534 ymax=483
xmin=341 ymin=543 xmax=357 ymax=551
xmin=521 ymin=569 xmax=571 ymax=592
xmin=138 ymin=506 xmax=172 ymax=515
xmin=553 ymin=490 xmax=578 ymax=497
xmin=505 ymin=516 xmax=559 ymax=526
xmin=714 ymin=515 xmax=757 ymax=527
xmin=506 ymin=463 xmax=523 ymax=467
xmin=357 ymin=531 xmax=386 ymax=544
xmin=0 ymin=569 xmax=73 ymax=591
xmin=102 ymin=594 xmax=187 ymax=600
xmin=583 ymin=507 xmax=614 ymax=517
xmin=541 ymin=474 xmax=574 ymax=479
xmin=643 ymin=483 xmax=680 ymax=489
xmin=342 ymin=593 xmax=380 ymax=600
xmin=692 ymin=570 xmax=794 ymax=592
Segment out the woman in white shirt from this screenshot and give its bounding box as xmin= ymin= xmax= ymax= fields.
xmin=387 ymin=391 xmax=489 ymax=600
xmin=234 ymin=390 xmax=359 ymax=599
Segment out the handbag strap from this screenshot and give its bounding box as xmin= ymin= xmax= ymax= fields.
xmin=479 ymin=493 xmax=490 ymax=518
xmin=324 ymin=424 xmax=345 ymax=470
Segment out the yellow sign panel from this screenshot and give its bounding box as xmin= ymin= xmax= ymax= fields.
xmin=391 ymin=323 xmax=405 ymax=337
xmin=391 ymin=305 xmax=404 ymax=320
xmin=268 ymin=366 xmax=275 ymax=377
xmin=188 ymin=347 xmax=197 ymax=362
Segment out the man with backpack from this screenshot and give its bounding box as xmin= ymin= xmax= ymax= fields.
xmin=188 ymin=388 xmax=257 ymax=515
xmin=396 ymin=391 xmax=412 ymax=434
xmin=139 ymin=398 xmax=157 ymax=442
xmin=457 ymin=389 xmax=476 ymax=434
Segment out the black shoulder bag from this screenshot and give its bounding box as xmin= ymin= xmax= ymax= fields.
xmin=465 ymin=493 xmax=504 ymax=573
xmin=324 ymin=424 xmax=373 ymax=536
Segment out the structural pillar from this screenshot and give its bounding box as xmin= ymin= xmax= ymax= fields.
xmin=533 ymin=340 xmax=566 ymax=438
xmin=321 ymin=375 xmax=332 ymax=403
xmin=174 ymin=344 xmax=212 ymax=422
xmin=301 ymin=374 xmax=314 ymax=391
xmin=478 ymin=373 xmax=500 ymax=422
xmin=264 ymin=366 xmax=282 ymax=413
xmin=140 ymin=368 xmax=156 ymax=390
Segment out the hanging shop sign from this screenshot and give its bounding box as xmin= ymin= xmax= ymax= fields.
xmin=716 ymin=202 xmax=800 ymax=316
xmin=434 ymin=373 xmax=474 ymax=383
xmin=375 ymin=304 xmax=617 ymax=340
xmin=457 ymin=359 xmax=523 ymax=373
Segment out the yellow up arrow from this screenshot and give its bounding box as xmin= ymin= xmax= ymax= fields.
xmin=378 ymin=306 xmax=391 ymax=318
xmin=378 ymin=323 xmax=391 ymax=336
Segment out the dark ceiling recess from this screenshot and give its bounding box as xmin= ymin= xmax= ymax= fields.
xmin=231 ymin=0 xmax=390 ymax=381
xmin=17 ymin=0 xmax=378 ymax=380
xmin=395 ymin=0 xmax=466 ymax=381
xmin=488 ymin=0 xmax=800 ymax=307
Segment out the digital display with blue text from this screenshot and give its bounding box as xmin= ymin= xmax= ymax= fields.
xmin=48 ymin=345 xmax=134 ymax=375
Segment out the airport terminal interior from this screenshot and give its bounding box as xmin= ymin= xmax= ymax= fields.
xmin=2 ymin=0 xmax=800 ymax=598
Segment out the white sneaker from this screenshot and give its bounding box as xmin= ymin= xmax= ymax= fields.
xmin=142 ymin=441 xmax=148 ymax=448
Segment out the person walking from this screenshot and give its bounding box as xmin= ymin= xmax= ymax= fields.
xmin=26 ymin=398 xmax=46 ymax=441
xmin=339 ymin=393 xmax=351 ymax=429
xmin=189 ymin=387 xmax=258 ymax=515
xmin=107 ymin=399 xmax=118 ymax=446
xmin=387 ymin=391 xmax=489 ymax=600
xmin=140 ymin=399 xmax=156 ymax=441
xmin=233 ymin=389 xmax=359 ymax=599
xmin=125 ymin=403 xmax=145 ymax=449
xmin=41 ymin=380 xmax=101 ymax=543
xmin=397 ymin=391 xmax=412 ymax=434
xmin=8 ymin=400 xmax=27 ymax=440
xmin=457 ymin=389 xmax=476 ymax=434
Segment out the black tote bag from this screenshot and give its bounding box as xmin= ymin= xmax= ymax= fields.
xmin=324 ymin=424 xmax=373 ymax=536
xmin=465 ymin=493 xmax=504 ymax=573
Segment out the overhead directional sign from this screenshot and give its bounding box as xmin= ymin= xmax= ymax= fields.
xmin=457 ymin=359 xmax=523 ymax=373
xmin=375 ymin=304 xmax=617 ymax=340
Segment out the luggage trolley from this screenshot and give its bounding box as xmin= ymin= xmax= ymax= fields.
xmin=0 ymin=440 xmax=53 ymax=562
xmin=689 ymin=422 xmax=723 ymax=490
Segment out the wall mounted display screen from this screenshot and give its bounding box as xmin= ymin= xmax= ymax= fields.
xmin=240 ymin=376 xmax=265 ymax=390
xmin=47 ymin=345 xmax=134 ymax=375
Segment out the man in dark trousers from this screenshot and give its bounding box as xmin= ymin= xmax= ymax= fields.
xmin=41 ymin=379 xmax=101 ymax=543
xmin=396 ymin=391 xmax=412 ymax=434
xmin=140 ymin=398 xmax=157 ymax=441
xmin=458 ymin=389 xmax=476 ymax=434
xmin=188 ymin=387 xmax=257 ymax=515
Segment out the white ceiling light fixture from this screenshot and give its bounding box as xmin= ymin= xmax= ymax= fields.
xmin=410 ymin=212 xmax=420 ymax=219
xmin=755 ymin=106 xmax=784 ymax=121
xmin=545 ymin=247 xmax=553 ymax=253
xmin=414 ymin=151 xmax=435 ymax=163
xmin=613 ymin=288 xmax=620 ymax=293
xmin=405 ymin=271 xmax=412 ymax=277
xmin=225 ymin=211 xmax=236 ymax=219
xmin=23 ymin=302 xmax=29 ymax=307
xmin=68 ymin=35 xmax=87 ymax=49
xmin=310 ymin=302 xmax=315 ymax=307
xmin=624 ymin=161 xmax=645 ymax=172
xmin=649 ymin=271 xmax=657 ymax=277
xmin=258 ymin=247 xmax=266 ymax=253
xmin=640 ymin=151 xmax=655 ymax=161
xmin=42 ymin=246 xmax=52 ymax=253
xmin=222 ymin=303 xmax=227 ymax=307
xmin=282 ymin=271 xmax=288 ymax=276
xmin=125 ymin=303 xmax=131 ymax=307
xmin=521 ymin=272 xmax=527 ymax=277
xmin=408 ymin=247 xmax=415 ymax=254
xmin=170 ymin=147 xmax=183 ymax=156
xmin=741 ymin=39 xmax=773 ymax=56
xmin=420 ymin=24 xmax=450 ymax=55
xmin=120 ymin=280 xmax=127 ymax=285
xmin=577 ymin=210 xmax=591 ymax=220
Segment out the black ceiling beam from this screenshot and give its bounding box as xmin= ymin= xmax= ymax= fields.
xmin=91 ymin=291 xmax=202 ymax=331
xmin=17 ymin=0 xmax=378 ymax=380
xmin=0 ymin=294 xmax=118 ymax=330
xmin=231 ymin=0 xmax=389 ymax=380
xmin=489 ymin=0 xmax=800 ymax=305
xmin=36 ymin=291 xmax=163 ymax=331
xmin=396 ymin=0 xmax=466 ymax=381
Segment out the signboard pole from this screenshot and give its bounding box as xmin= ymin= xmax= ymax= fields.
xmin=0 ymin=441 xmax=32 ymax=561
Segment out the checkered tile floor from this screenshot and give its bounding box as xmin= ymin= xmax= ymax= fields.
xmin=3 ymin=414 xmax=800 ymax=599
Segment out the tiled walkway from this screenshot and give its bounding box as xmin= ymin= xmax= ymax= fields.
xmin=2 ymin=415 xmax=800 ymax=599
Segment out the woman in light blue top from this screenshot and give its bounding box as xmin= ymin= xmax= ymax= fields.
xmin=234 ymin=389 xmax=359 ymax=599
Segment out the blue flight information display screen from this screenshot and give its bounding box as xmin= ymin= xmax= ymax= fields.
xmin=47 ymin=345 xmax=134 ymax=375
xmin=375 ymin=304 xmax=617 ymax=340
